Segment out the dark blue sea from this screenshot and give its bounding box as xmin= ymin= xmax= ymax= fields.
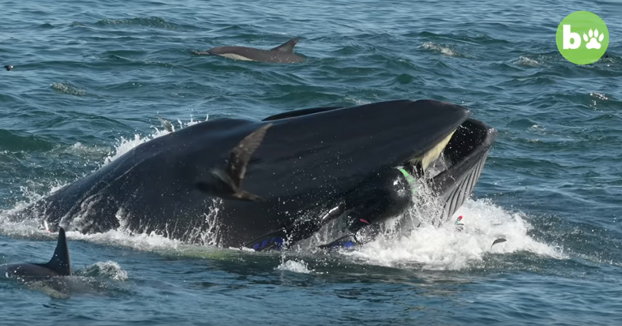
xmin=1 ymin=0 xmax=621 ymax=325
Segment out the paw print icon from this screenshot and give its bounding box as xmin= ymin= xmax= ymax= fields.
xmin=583 ymin=29 xmax=605 ymax=49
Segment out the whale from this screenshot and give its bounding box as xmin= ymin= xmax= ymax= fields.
xmin=1 ymin=228 xmax=71 ymax=280
xmin=192 ymin=38 xmax=305 ymax=63
xmin=11 ymin=99 xmax=497 ymax=251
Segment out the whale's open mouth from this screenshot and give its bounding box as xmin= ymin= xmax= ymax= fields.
xmin=407 ymin=129 xmax=457 ymax=177
xmin=282 ymin=117 xmax=498 ymax=251
xmin=418 ymin=118 xmax=497 ymax=223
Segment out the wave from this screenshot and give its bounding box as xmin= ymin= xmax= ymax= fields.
xmin=51 ymin=82 xmax=87 ymax=96
xmin=420 ymin=42 xmax=459 ymax=57
xmin=0 ymin=129 xmax=55 ymax=152
xmin=414 ymin=31 xmax=512 ymax=45
xmin=94 ymin=16 xmax=198 ymax=31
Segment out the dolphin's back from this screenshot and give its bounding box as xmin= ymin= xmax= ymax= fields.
xmin=207 ymin=38 xmax=305 ymax=63
xmin=194 ymin=38 xmax=305 ymax=63
xmin=1 ymin=264 xmax=62 ymax=279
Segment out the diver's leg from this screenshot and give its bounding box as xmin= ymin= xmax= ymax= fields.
xmin=245 ymin=204 xmax=347 ymax=251
xmin=320 ymin=168 xmax=414 ymax=249
xmin=346 ymin=168 xmax=413 ymax=232
xmin=249 ymin=168 xmax=415 ymax=251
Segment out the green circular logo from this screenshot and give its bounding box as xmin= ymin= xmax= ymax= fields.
xmin=556 ymin=11 xmax=609 ymax=65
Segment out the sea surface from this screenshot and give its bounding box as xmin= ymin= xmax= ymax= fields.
xmin=1 ymin=0 xmax=621 ymax=325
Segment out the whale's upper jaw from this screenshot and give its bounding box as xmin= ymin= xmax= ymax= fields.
xmin=231 ymin=99 xmax=471 ymax=204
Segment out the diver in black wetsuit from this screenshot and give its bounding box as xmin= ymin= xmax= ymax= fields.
xmin=318 ymin=165 xmax=417 ymax=249
xmin=247 ymin=165 xmax=418 ymax=251
xmin=342 ymin=166 xmax=415 ymax=233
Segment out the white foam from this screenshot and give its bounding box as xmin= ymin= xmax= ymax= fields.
xmin=276 ymin=259 xmax=315 ymax=274
xmin=590 ymin=92 xmax=608 ymax=101
xmin=0 ymin=115 xmax=209 ymax=239
xmin=0 ymin=185 xmax=52 ymax=236
xmin=515 ymin=56 xmax=540 ymax=67
xmin=65 ymin=229 xmax=183 ymax=252
xmin=102 ymin=115 xmax=209 ymax=165
xmin=78 ymin=261 xmax=129 ymax=281
xmin=340 ymin=198 xmax=564 ymax=270
xmin=66 ymin=142 xmax=110 ymax=156
xmin=421 ymin=42 xmax=457 ymax=57
xmin=51 ymin=82 xmax=86 ymax=96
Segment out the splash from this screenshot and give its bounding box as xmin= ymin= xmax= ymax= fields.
xmin=590 ymin=92 xmax=609 ymax=101
xmin=0 ymin=114 xmax=209 ymax=237
xmin=78 ymin=261 xmax=129 ymax=281
xmin=515 ymin=56 xmax=540 ymax=67
xmin=102 ymin=115 xmax=208 ymax=165
xmin=51 ymin=82 xmax=87 ymax=96
xmin=0 ymin=185 xmax=57 ymax=236
xmin=276 ymin=259 xmax=315 ymax=274
xmin=421 ymin=42 xmax=457 ymax=57
xmin=339 ymin=198 xmax=564 ymax=271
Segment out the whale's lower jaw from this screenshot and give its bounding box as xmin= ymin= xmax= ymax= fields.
xmin=428 ymin=118 xmax=498 ymax=223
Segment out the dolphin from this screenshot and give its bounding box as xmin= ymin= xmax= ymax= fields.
xmin=12 ymin=99 xmax=497 ymax=251
xmin=192 ymin=38 xmax=305 ymax=63
xmin=1 ymin=228 xmax=114 ymax=298
xmin=1 ymin=228 xmax=71 ymax=280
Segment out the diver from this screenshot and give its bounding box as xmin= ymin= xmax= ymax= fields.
xmin=245 ymin=164 xmax=420 ymax=251
xmin=318 ymin=164 xmax=420 ymax=250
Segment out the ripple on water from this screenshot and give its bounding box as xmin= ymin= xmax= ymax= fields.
xmin=51 ymin=82 xmax=87 ymax=96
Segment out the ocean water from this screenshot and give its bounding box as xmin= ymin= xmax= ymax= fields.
xmin=1 ymin=0 xmax=621 ymax=324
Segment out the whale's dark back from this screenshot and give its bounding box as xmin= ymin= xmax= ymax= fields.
xmin=23 ymin=100 xmax=469 ymax=247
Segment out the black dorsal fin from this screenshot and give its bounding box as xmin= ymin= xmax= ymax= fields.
xmin=271 ymin=38 xmax=299 ymax=53
xmin=42 ymin=228 xmax=72 ymax=276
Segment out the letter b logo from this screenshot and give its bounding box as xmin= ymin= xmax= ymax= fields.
xmin=562 ymin=25 xmax=581 ymax=49
xmin=556 ymin=11 xmax=610 ymax=65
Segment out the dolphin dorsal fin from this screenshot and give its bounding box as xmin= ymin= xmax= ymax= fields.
xmin=42 ymin=228 xmax=72 ymax=276
xmin=271 ymin=38 xmax=299 ymax=53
